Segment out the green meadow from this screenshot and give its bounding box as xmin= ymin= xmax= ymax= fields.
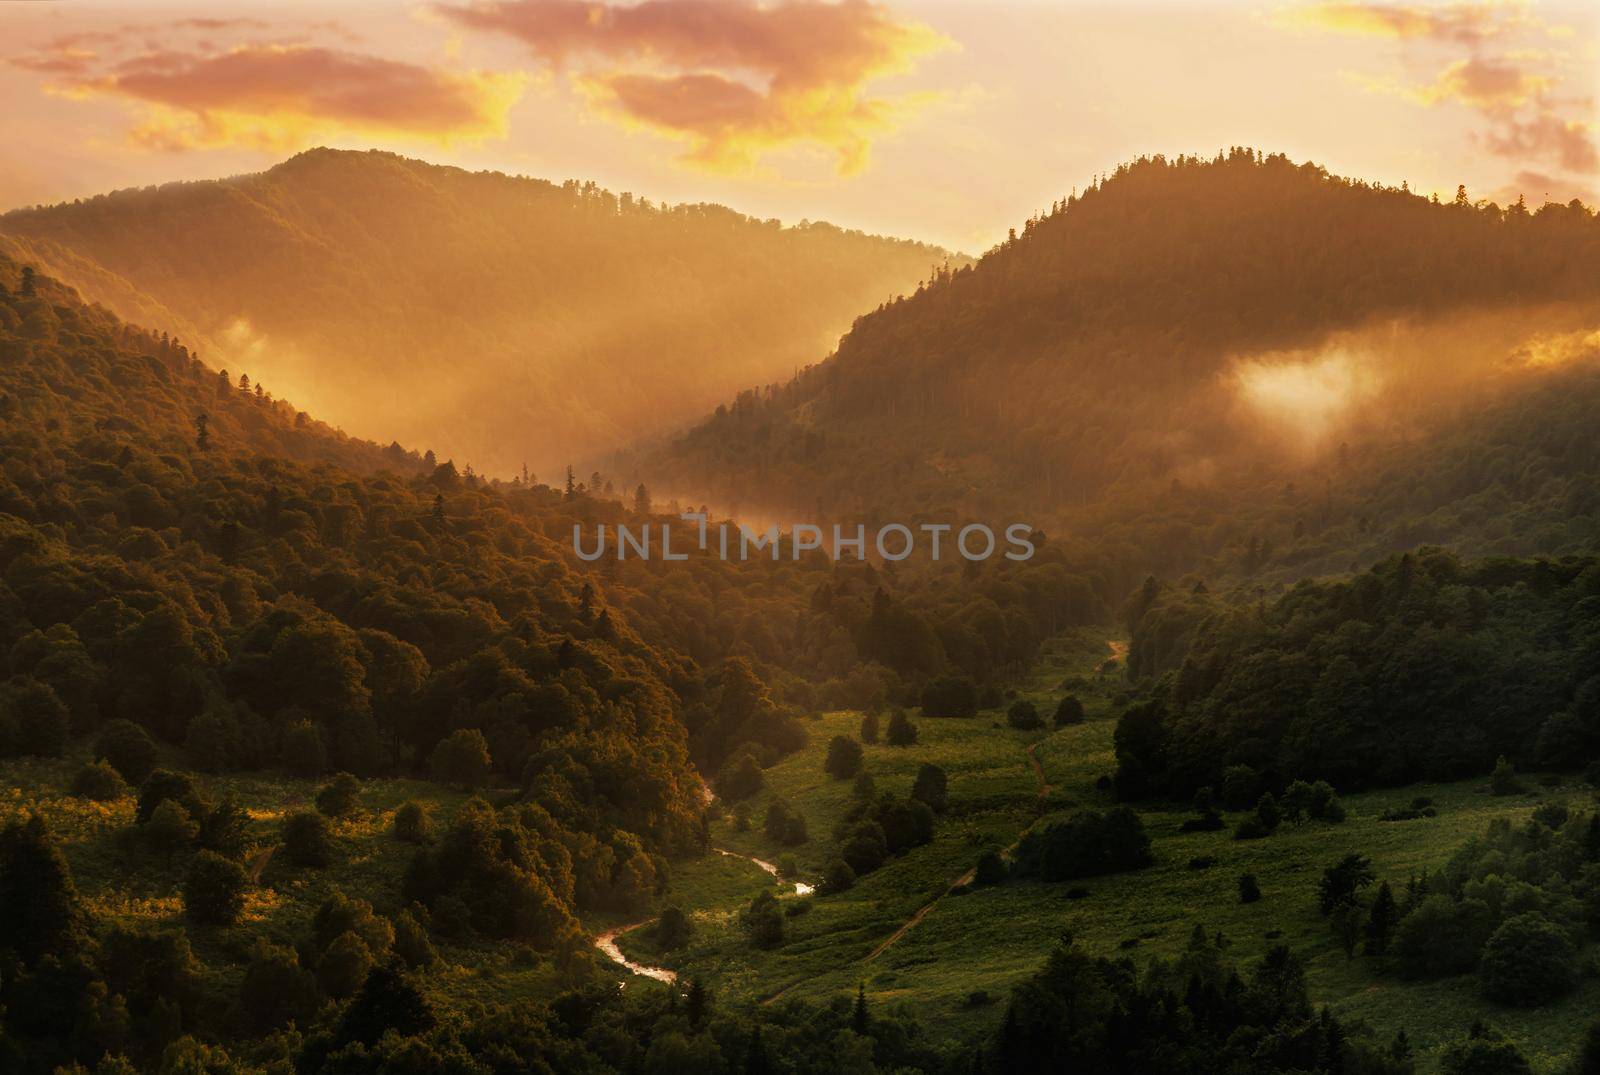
xmin=621 ymin=629 xmax=1600 ymax=1071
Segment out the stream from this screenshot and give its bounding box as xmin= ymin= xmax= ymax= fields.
xmin=594 ymin=780 xmax=811 ymax=982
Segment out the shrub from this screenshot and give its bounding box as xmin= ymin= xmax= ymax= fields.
xmin=885 ymin=709 xmax=918 ymax=746
xmin=281 ymin=719 xmax=328 ymax=779
xmin=1053 ymin=696 xmax=1085 ymax=727
xmin=315 ymin=772 xmax=362 ymax=818
xmin=974 ymin=848 xmax=1007 ymax=886
xmin=1440 ymin=1029 xmax=1532 ymax=1075
xmin=824 ymin=735 xmax=863 ymax=779
xmin=1489 ymin=755 xmax=1524 ymax=796
xmin=1012 ymin=808 xmax=1152 ymax=881
xmin=429 ymin=729 xmax=492 ymax=788
xmin=1254 ymin=792 xmax=1281 ymax=832
xmin=1233 ymin=818 xmax=1270 ymax=840
xmin=392 ymin=909 xmax=437 ymax=969
xmin=95 ymin=719 xmax=159 ymax=784
xmin=282 ymin=810 xmax=335 ymax=868
xmin=920 ymin=675 xmax=978 ymax=717
xmin=742 ymin=891 xmax=784 ymax=948
xmin=1317 ymin=853 xmax=1374 ymax=916
xmin=146 ymin=799 xmax=199 ymax=862
xmin=1394 ymin=895 xmax=1493 ymax=978
xmin=1238 ymin=873 xmax=1261 ymax=903
xmin=841 ymin=820 xmax=889 ymax=875
xmin=1220 ymin=765 xmax=1259 ymax=810
xmin=763 ymin=798 xmax=809 ymax=845
xmin=239 ymin=941 xmax=318 ymax=1034
xmin=318 ymin=931 xmax=374 ymax=999
xmin=0 ymin=679 xmax=68 ymax=757
xmin=1006 ymin=699 xmax=1043 ymax=730
xmin=911 ymin=763 xmax=948 ymax=814
xmin=859 ymin=712 xmax=880 ymax=744
xmin=1479 ymin=913 xmax=1577 ymax=1005
xmin=184 ymin=850 xmax=247 ymax=925
xmin=136 ymin=769 xmax=207 ymax=824
xmin=72 ymin=760 xmax=127 ymax=801
xmin=714 ymin=752 xmax=764 ymax=801
xmin=393 ymin=801 xmax=432 ymax=844
xmin=654 ymin=905 xmax=693 ymax=950
xmin=821 ymin=857 xmax=856 ymax=894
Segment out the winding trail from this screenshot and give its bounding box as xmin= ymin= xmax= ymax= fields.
xmin=863 ymin=733 xmax=1055 ymax=965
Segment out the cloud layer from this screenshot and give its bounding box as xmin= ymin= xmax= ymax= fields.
xmin=438 ymin=0 xmax=948 ymax=173
xmin=13 ymin=29 xmax=524 ymax=152
xmin=1285 ymin=0 xmax=1596 ymax=200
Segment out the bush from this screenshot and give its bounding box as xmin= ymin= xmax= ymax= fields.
xmin=392 ymin=909 xmax=437 ymax=969
xmin=184 ymin=850 xmax=248 ymax=925
xmin=1394 ymin=895 xmax=1493 ymax=978
xmin=95 ymin=719 xmax=159 ymax=784
xmin=1238 ymin=873 xmax=1261 ymax=903
xmin=146 ymin=799 xmax=199 ymax=862
xmin=282 ymin=810 xmax=335 ymax=868
xmin=318 ymin=931 xmax=374 ymax=999
xmin=393 ymin=801 xmax=432 ymax=844
xmin=0 ymin=679 xmax=68 ymax=757
xmin=136 ymin=769 xmax=207 ymax=824
xmin=824 ymin=735 xmax=863 ymax=779
xmin=1053 ymin=696 xmax=1085 ymax=727
xmin=429 ymin=728 xmax=492 ymax=788
xmin=885 ymin=709 xmax=918 ymax=746
xmin=714 ymin=752 xmax=764 ymax=801
xmin=1007 ymin=699 xmax=1043 ymax=730
xmin=1479 ymin=913 xmax=1577 ymax=1005
xmin=974 ymin=848 xmax=1007 ymax=886
xmin=1490 ymin=755 xmax=1524 ymax=796
xmin=1232 ymin=818 xmax=1270 ymax=840
xmin=72 ymin=760 xmax=127 ymax=801
xmin=1012 ymin=808 xmax=1152 ymax=881
xmin=742 ymin=891 xmax=784 ymax=948
xmin=841 ymin=820 xmax=889 ymax=874
xmin=1220 ymin=765 xmax=1259 ymax=810
xmin=238 ymin=941 xmax=318 ymax=1034
xmin=859 ymin=712 xmax=880 ymax=744
xmin=920 ymin=675 xmax=978 ymax=717
xmin=821 ymin=857 xmax=856 ymax=894
xmin=1254 ymin=792 xmax=1281 ymax=832
xmin=654 ymin=905 xmax=692 ymax=950
xmin=763 ymin=798 xmax=809 ymax=845
xmin=911 ymin=763 xmax=948 ymax=814
xmin=281 ymin=719 xmax=328 ymax=779
xmin=1440 ymin=1030 xmax=1532 ymax=1075
xmin=315 ymin=772 xmax=362 ymax=818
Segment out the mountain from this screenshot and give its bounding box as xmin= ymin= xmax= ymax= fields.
xmin=634 ymin=150 xmax=1600 ymax=575
xmin=0 ymin=148 xmax=956 ymax=477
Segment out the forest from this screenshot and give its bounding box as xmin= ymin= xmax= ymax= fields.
xmin=0 ymin=148 xmax=955 ymax=477
xmin=4 ymin=145 xmax=1600 ymax=1073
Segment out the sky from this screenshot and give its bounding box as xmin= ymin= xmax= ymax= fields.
xmin=1 ymin=0 xmax=1596 ymax=253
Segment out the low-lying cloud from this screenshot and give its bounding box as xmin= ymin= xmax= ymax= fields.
xmin=437 ymin=0 xmax=949 ymax=174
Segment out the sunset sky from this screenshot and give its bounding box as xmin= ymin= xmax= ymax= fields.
xmin=3 ymin=0 xmax=1595 ymax=252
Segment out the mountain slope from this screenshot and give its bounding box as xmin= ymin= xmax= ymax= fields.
xmin=637 ymin=149 xmax=1600 ymax=550
xmin=0 ymin=148 xmax=956 ymax=476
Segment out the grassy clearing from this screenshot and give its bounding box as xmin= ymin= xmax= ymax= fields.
xmin=625 ymin=628 xmax=1597 ymax=1071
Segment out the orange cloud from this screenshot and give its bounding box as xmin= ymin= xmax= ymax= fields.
xmin=1283 ymin=1 xmax=1510 ymax=43
xmin=14 ymin=33 xmax=524 ymax=153
xmin=1284 ymin=0 xmax=1596 ymax=190
xmin=437 ymin=0 xmax=949 ymax=174
xmin=1496 ymin=169 xmax=1596 ymax=205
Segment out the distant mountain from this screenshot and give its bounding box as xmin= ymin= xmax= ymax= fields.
xmin=0 ymin=148 xmax=956 ymax=477
xmin=636 ymin=149 xmax=1600 ymax=575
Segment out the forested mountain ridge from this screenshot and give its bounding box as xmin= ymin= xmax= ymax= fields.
xmin=0 ymin=147 xmax=957 ymax=477
xmin=637 ymin=149 xmax=1600 ymax=540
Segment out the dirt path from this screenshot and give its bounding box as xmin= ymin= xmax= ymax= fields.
xmin=862 ymin=735 xmax=1053 ymax=964
xmin=247 ymin=845 xmax=275 ymax=884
